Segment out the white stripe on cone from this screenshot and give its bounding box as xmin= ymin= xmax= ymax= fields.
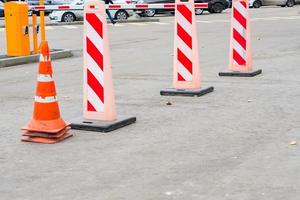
xmin=35 ymin=96 xmax=57 ymax=103
xmin=37 ymin=74 xmax=53 ymax=82
xmin=40 ymin=54 xmax=51 ymax=62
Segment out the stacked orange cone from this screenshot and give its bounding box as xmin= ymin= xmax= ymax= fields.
xmin=21 ymin=41 xmax=72 ymax=144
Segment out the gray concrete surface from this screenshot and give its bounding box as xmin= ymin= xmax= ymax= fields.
xmin=0 ymin=6 xmax=300 ymax=200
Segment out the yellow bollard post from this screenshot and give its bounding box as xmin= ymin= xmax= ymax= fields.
xmin=39 ymin=0 xmax=46 ymax=41
xmin=4 ymin=2 xmax=30 ymax=56
xmin=32 ymin=14 xmax=39 ymax=54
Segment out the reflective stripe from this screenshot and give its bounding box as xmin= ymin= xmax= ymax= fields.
xmin=40 ymin=54 xmax=51 ymax=62
xmin=87 ymin=53 xmax=104 ymax=86
xmin=35 ymin=96 xmax=57 ymax=103
xmin=87 ymin=85 xmax=104 ymax=112
xmin=177 ymin=61 xmax=193 ymax=81
xmin=176 ymin=10 xmax=192 ymax=36
xmin=86 ymin=20 xmax=104 ymax=55
xmin=177 ymin=35 xmax=192 ymax=61
xmin=37 ymin=74 xmax=53 ymax=82
xmin=233 ymin=39 xmax=246 ymax=60
xmin=234 ymin=1 xmax=247 ymax=19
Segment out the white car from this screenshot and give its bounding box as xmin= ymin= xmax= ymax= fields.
xmin=50 ymin=0 xmax=74 ymax=4
xmin=249 ymin=0 xmax=296 ymax=8
xmin=49 ymin=0 xmax=134 ymax=22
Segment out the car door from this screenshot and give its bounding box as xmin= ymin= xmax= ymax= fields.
xmin=73 ymin=0 xmax=84 ymax=20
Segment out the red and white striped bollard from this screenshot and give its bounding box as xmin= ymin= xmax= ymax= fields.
xmin=160 ymin=0 xmax=213 ymax=97
xmin=71 ymin=0 xmax=136 ymax=132
xmin=219 ymin=0 xmax=262 ymax=77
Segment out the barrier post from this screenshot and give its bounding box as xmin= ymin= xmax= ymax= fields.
xmin=219 ymin=0 xmax=262 ymax=77
xmin=39 ymin=0 xmax=46 ymax=41
xmin=160 ymin=0 xmax=213 ymax=97
xmin=71 ymin=0 xmax=136 ymax=132
xmin=32 ymin=14 xmax=39 ymax=54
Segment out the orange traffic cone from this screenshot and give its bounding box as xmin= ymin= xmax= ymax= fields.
xmin=21 ymin=41 xmax=72 ymax=144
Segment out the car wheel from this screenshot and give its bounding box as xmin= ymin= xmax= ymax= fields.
xmin=253 ymin=0 xmax=262 ymax=8
xmin=143 ymin=9 xmax=156 ymax=17
xmin=115 ymin=10 xmax=128 ymax=21
xmin=211 ymin=3 xmax=224 ymax=13
xmin=62 ymin=12 xmax=76 ymax=22
xmin=286 ymin=0 xmax=294 ymax=7
xmin=195 ymin=8 xmax=204 ymax=15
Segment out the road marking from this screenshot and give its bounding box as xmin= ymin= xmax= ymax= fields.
xmin=197 ymin=20 xmax=213 ymax=23
xmin=0 ymin=28 xmax=4 ymax=32
xmin=108 ymin=23 xmax=125 ymax=27
xmin=150 ymin=22 xmax=170 ymax=25
xmin=45 ymin=26 xmax=54 ymax=30
xmin=128 ymin=23 xmax=148 ymax=26
xmin=62 ymin=25 xmax=78 ymax=29
xmin=194 ymin=16 xmax=300 ymax=24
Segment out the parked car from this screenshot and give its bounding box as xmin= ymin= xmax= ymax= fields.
xmin=49 ymin=0 xmax=134 ymax=22
xmin=203 ymin=0 xmax=230 ymax=13
xmin=50 ymin=0 xmax=73 ymax=4
xmin=0 ymin=2 xmax=4 ymax=17
xmin=249 ymin=0 xmax=295 ymax=8
xmin=135 ymin=0 xmax=229 ymax=17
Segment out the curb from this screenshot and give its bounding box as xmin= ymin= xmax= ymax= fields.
xmin=0 ymin=18 xmax=160 ymax=28
xmin=0 ymin=49 xmax=73 ymax=68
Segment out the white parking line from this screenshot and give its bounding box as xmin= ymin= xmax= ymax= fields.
xmin=194 ymin=16 xmax=300 ymax=24
xmin=62 ymin=25 xmax=78 ymax=29
xmin=197 ymin=20 xmax=214 ymax=23
xmin=249 ymin=16 xmax=300 ymax=21
xmin=128 ymin=23 xmax=148 ymax=26
xmin=108 ymin=23 xmax=125 ymax=27
xmin=150 ymin=22 xmax=170 ymax=25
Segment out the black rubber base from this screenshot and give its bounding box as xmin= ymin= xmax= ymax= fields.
xmin=160 ymin=86 xmax=214 ymax=97
xmin=219 ymin=69 xmax=262 ymax=77
xmin=70 ymin=116 xmax=136 ymax=133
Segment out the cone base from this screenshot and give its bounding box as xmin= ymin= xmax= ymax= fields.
xmin=22 ymin=118 xmax=70 ymax=133
xmin=21 ymin=130 xmax=73 ymax=144
xmin=22 ymin=127 xmax=71 ymax=139
xmin=70 ymin=116 xmax=136 ymax=133
xmin=219 ymin=69 xmax=262 ymax=77
xmin=160 ymin=86 xmax=214 ymax=97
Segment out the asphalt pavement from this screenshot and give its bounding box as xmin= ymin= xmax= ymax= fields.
xmin=0 ymin=6 xmax=300 ymax=200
